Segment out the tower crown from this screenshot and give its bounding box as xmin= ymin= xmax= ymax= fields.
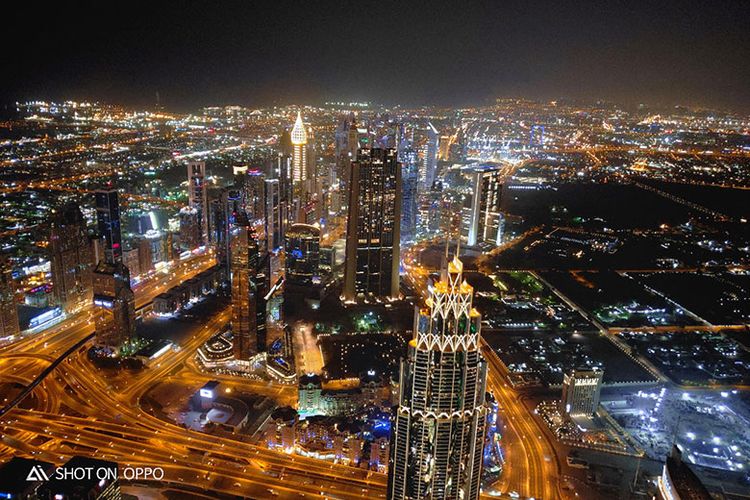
xmin=291 ymin=111 xmax=308 ymax=145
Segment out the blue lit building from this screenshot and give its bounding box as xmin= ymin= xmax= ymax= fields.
xmin=399 ymin=146 xmax=419 ymax=246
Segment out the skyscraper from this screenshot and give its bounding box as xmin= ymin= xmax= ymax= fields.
xmin=348 ymin=118 xmax=360 ymax=158
xmin=0 ymin=253 xmax=20 ymax=338
xmin=244 ymin=169 xmax=266 ymax=222
xmin=560 ymin=369 xmax=603 ymax=418
xmin=399 ymin=146 xmax=419 ymax=246
xmin=179 ymin=206 xmax=202 ymax=250
xmin=93 ymin=191 xmax=135 ymax=349
xmin=187 ymin=160 xmax=209 ymax=244
xmin=264 ymin=178 xmax=285 ymax=254
xmin=95 ymin=189 xmax=123 ymax=264
xmin=92 ymin=261 xmax=136 ymax=348
xmin=49 ymin=203 xmax=94 ymax=314
xmin=343 ymin=148 xmax=401 ymax=302
xmin=285 ymin=223 xmax=320 ymax=287
xmin=290 ymin=111 xmax=308 ymax=184
xmin=388 ymin=251 xmax=488 ymax=500
xmin=421 ymin=122 xmax=439 ymax=190
xmin=467 ymin=165 xmax=504 ymax=247
xmin=211 ymin=188 xmax=241 ymax=273
xmin=230 ymin=213 xmax=264 ymax=360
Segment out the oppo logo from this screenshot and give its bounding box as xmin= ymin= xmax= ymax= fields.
xmin=26 ymin=464 xmax=164 ymax=481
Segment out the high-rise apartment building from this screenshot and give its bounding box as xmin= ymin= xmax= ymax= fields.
xmin=399 ymin=146 xmax=419 ymax=246
xmin=95 ymin=189 xmax=123 ymax=264
xmin=421 ymin=122 xmax=439 ymax=189
xmin=244 ymin=169 xmax=266 ymax=222
xmin=264 ymin=179 xmax=285 ymax=254
xmin=211 ymin=188 xmax=242 ymax=273
xmin=387 ymin=252 xmax=488 ymax=500
xmin=187 ymin=160 xmax=209 ymax=244
xmin=92 ymin=261 xmax=136 ymax=349
xmin=285 ymin=223 xmax=320 ymax=287
xmin=93 ymin=190 xmax=135 ymax=349
xmin=230 ymin=213 xmax=265 ymax=359
xmin=49 ymin=203 xmax=94 ymax=313
xmin=343 ymin=148 xmax=401 ymax=302
xmin=467 ymin=165 xmax=504 ymax=247
xmin=179 ymin=206 xmax=202 ymax=250
xmin=560 ymin=369 xmax=603 ymax=418
xmin=0 ymin=253 xmax=20 ymax=338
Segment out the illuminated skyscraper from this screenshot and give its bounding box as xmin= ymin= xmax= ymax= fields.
xmin=399 ymin=146 xmax=419 ymax=246
xmin=560 ymin=369 xmax=603 ymax=418
xmin=244 ymin=169 xmax=266 ymax=222
xmin=467 ymin=166 xmax=504 ymax=246
xmin=179 ymin=206 xmax=202 ymax=250
xmin=187 ymin=160 xmax=209 ymax=243
xmin=343 ymin=148 xmax=401 ymax=302
xmin=92 ymin=261 xmax=135 ymax=349
xmin=95 ymin=189 xmax=123 ymax=264
xmin=388 ymin=251 xmax=488 ymax=500
xmin=264 ymin=179 xmax=285 ymax=254
xmin=285 ymin=223 xmax=320 ymax=287
xmin=290 ymin=111 xmax=308 ymax=183
xmin=49 ymin=203 xmax=93 ymax=313
xmin=348 ymin=118 xmax=360 ymax=158
xmin=0 ymin=253 xmax=20 ymax=338
xmin=230 ymin=213 xmax=265 ymax=359
xmin=211 ymin=188 xmax=241 ymax=273
xmin=421 ymin=122 xmax=439 ymax=190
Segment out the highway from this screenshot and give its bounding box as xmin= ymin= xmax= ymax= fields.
xmin=482 ymin=339 xmax=560 ymax=499
xmin=0 ymin=249 xmax=389 ymax=498
xmin=0 ymin=332 xmax=95 ymax=418
xmin=0 ymin=237 xmax=564 ymax=499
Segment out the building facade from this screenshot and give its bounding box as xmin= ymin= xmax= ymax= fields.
xmin=264 ymin=178 xmax=285 ymax=254
xmin=244 ymin=169 xmax=266 ymax=222
xmin=95 ymin=189 xmax=123 ymax=265
xmin=285 ymin=223 xmax=320 ymax=287
xmin=421 ymin=122 xmax=439 ymax=190
xmin=400 ymin=146 xmax=419 ymax=246
xmin=92 ymin=261 xmax=136 ymax=349
xmin=291 ymin=111 xmax=308 ymax=184
xmin=187 ymin=160 xmax=209 ymax=244
xmin=179 ymin=206 xmax=202 ymax=250
xmin=560 ymin=369 xmax=604 ymax=418
xmin=230 ymin=213 xmax=264 ymax=359
xmin=387 ymin=254 xmax=488 ymax=500
xmin=0 ymin=253 xmax=20 ymax=338
xmin=49 ymin=203 xmax=94 ymax=313
xmin=343 ymin=148 xmax=401 ymax=302
xmin=467 ymin=165 xmax=504 ymax=247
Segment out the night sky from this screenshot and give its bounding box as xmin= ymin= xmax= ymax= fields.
xmin=5 ymin=1 xmax=750 ymax=112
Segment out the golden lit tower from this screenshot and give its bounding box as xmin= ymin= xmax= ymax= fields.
xmin=230 ymin=212 xmax=266 ymax=360
xmin=290 ymin=111 xmax=308 ymax=183
xmin=388 ymin=248 xmax=488 ymax=500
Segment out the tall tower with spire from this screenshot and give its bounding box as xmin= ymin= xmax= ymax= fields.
xmin=387 ymin=244 xmax=488 ymax=500
xmin=290 ymin=111 xmax=308 ymax=183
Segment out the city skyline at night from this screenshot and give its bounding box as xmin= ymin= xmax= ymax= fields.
xmin=1 ymin=3 xmax=749 ymax=500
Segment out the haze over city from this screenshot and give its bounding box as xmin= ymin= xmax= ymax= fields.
xmin=4 ymin=1 xmax=750 ymax=111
